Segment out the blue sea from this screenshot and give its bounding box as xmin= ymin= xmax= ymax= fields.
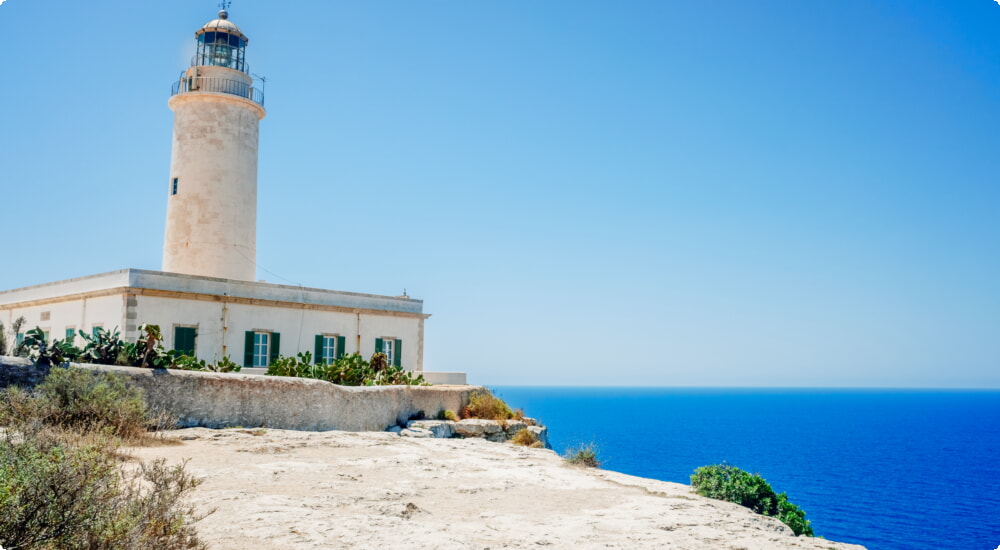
xmin=494 ymin=387 xmax=1000 ymax=550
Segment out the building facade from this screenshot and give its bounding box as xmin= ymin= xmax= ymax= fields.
xmin=0 ymin=270 xmax=426 ymax=370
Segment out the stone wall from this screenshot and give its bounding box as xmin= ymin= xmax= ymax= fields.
xmin=0 ymin=356 xmax=479 ymax=432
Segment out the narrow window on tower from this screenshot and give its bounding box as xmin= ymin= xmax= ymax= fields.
xmin=171 ymin=178 xmax=179 ymax=195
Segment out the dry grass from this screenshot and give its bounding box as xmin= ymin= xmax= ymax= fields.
xmin=460 ymin=389 xmax=514 ymax=422
xmin=511 ymin=428 xmax=546 ymax=448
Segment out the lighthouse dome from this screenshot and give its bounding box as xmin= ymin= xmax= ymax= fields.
xmin=197 ymin=9 xmax=248 ymax=41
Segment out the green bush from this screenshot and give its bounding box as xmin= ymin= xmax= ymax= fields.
xmin=266 ymin=351 xmax=427 ymax=386
xmin=0 ymin=425 xmax=206 ymax=549
xmin=0 ymin=368 xmax=205 ymax=549
xmin=563 ymin=443 xmax=601 ymax=468
xmin=690 ymin=463 xmax=813 ymax=536
xmin=0 ymin=367 xmax=153 ymax=442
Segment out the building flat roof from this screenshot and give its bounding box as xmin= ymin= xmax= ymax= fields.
xmin=0 ymin=269 xmax=424 ymax=314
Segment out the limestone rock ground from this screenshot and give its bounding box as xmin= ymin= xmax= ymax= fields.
xmin=131 ymin=428 xmax=866 ymax=550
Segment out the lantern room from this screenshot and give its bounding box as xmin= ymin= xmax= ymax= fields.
xmin=193 ymin=9 xmax=249 ymax=73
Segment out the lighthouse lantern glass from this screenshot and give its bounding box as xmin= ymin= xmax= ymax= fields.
xmin=195 ymin=30 xmax=248 ymax=72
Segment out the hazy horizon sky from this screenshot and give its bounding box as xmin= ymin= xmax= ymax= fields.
xmin=1 ymin=1 xmax=997 ymax=387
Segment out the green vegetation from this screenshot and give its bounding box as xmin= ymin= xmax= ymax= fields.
xmin=0 ymin=315 xmax=27 ymax=356
xmin=436 ymin=409 xmax=459 ymax=421
xmin=460 ymin=389 xmax=514 ymax=421
xmin=563 ymin=443 xmax=601 ymax=468
xmin=8 ymin=324 xmax=427 ymax=385
xmin=0 ymin=368 xmax=151 ymax=441
xmin=265 ymin=351 xmax=427 ymax=386
xmin=690 ymin=463 xmax=814 ymax=536
xmin=0 ymin=367 xmax=206 ymax=549
xmin=11 ymin=323 xmax=241 ymax=373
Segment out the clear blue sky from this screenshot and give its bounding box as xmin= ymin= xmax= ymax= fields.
xmin=1 ymin=1 xmax=997 ymax=387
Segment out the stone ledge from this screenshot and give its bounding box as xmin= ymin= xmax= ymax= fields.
xmin=398 ymin=418 xmax=550 ymax=448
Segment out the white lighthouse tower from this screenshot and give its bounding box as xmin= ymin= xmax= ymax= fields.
xmin=162 ymin=6 xmax=266 ymax=281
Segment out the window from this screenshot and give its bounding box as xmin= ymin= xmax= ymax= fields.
xmin=15 ymin=333 xmax=24 ymax=347
xmin=244 ymin=331 xmax=280 ymax=368
xmin=171 ymin=178 xmax=178 ymax=195
xmin=314 ymin=334 xmax=346 ymax=364
xmin=375 ymin=337 xmax=403 ymax=368
xmin=174 ymin=326 xmax=197 ymax=356
xmin=92 ymin=325 xmax=103 ymax=337
xmin=65 ymin=328 xmax=76 ymax=342
xmin=321 ymin=336 xmax=336 ymax=364
xmin=253 ymin=333 xmax=268 ymax=367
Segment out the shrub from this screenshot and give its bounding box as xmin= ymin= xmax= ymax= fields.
xmin=210 ymin=355 xmax=241 ymax=373
xmin=436 ymin=409 xmax=459 ymax=421
xmin=369 ymin=351 xmax=389 ymax=372
xmin=564 ymin=443 xmax=601 ymax=468
xmin=0 ymin=315 xmax=27 ymax=356
xmin=690 ymin=463 xmax=814 ymax=536
xmin=0 ymin=367 xmax=152 ymax=442
xmin=0 ymin=368 xmax=205 ymax=548
xmin=461 ymin=389 xmax=513 ymax=422
xmin=0 ymin=425 xmax=207 ymax=549
xmin=78 ymin=326 xmax=126 ymax=365
xmin=511 ymin=428 xmax=545 ymax=448
xmin=266 ymin=351 xmax=427 ymax=386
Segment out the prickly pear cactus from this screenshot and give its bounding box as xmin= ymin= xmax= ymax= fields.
xmin=370 ymin=352 xmax=388 ymax=372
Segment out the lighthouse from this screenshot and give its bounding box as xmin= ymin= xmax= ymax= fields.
xmin=0 ymin=6 xmax=455 ymax=382
xmin=162 ymin=6 xmax=266 ymax=282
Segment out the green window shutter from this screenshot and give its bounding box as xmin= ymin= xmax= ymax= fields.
xmin=394 ymin=339 xmax=402 ymax=367
xmin=174 ymin=327 xmax=196 ymax=356
xmin=375 ymin=338 xmax=383 ymax=354
xmin=244 ymin=331 xmax=254 ymax=367
xmin=65 ymin=328 xmax=75 ymax=341
xmin=314 ymin=335 xmax=324 ymax=363
xmin=337 ymin=335 xmax=346 ymax=359
xmin=270 ymin=332 xmax=281 ymax=364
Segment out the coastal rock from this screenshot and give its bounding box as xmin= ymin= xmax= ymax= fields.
xmin=527 ymin=425 xmax=549 ymax=448
xmin=502 ymin=420 xmax=528 ymax=435
xmin=399 ymin=427 xmax=433 ymax=438
xmin=406 ymin=420 xmax=453 ymax=438
xmin=452 ymin=419 xmax=503 ymax=438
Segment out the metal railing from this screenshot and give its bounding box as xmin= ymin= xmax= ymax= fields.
xmin=192 ymin=52 xmax=250 ymax=74
xmin=170 ymin=76 xmax=265 ymax=107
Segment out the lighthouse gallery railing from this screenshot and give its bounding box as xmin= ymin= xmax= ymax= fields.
xmin=171 ymin=76 xmax=265 ymax=107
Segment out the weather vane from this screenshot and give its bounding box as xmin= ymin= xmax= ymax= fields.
xmin=219 ymin=1 xmax=231 ymax=11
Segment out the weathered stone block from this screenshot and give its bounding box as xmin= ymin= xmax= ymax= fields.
xmin=400 ymin=427 xmax=434 ymax=438
xmin=503 ymin=420 xmax=528 ymax=435
xmin=407 ymin=420 xmax=453 ymax=438
xmin=453 ymin=419 xmax=504 ymax=438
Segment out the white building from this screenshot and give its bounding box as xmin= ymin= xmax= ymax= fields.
xmin=0 ymin=9 xmax=460 ymax=382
